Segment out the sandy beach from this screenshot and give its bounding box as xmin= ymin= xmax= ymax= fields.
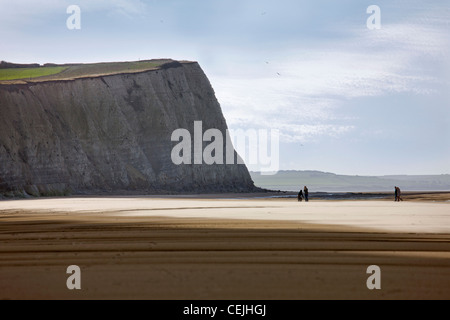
xmin=1 ymin=195 xmax=449 ymax=300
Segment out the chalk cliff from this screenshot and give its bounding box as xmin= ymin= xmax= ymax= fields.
xmin=0 ymin=61 xmax=256 ymax=196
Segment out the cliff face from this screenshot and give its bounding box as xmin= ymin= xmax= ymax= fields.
xmin=0 ymin=61 xmax=256 ymax=196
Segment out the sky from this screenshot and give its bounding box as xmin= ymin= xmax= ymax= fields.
xmin=0 ymin=0 xmax=449 ymax=175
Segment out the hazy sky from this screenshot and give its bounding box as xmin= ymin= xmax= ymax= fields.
xmin=1 ymin=0 xmax=449 ymax=175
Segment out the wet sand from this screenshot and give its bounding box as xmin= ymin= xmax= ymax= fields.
xmin=1 ymin=196 xmax=449 ymax=300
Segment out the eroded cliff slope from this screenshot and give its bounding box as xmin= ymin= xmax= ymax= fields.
xmin=0 ymin=61 xmax=256 ymax=196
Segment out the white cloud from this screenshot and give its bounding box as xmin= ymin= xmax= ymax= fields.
xmin=209 ymin=18 xmax=448 ymax=144
xmin=278 ymin=124 xmax=355 ymax=143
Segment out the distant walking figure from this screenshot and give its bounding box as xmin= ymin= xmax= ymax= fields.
xmin=298 ymin=189 xmax=303 ymax=202
xmin=304 ymin=186 xmax=309 ymax=202
xmin=394 ymin=186 xmax=398 ymax=201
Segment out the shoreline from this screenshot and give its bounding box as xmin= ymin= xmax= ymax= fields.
xmin=1 ymin=197 xmax=449 ymax=233
xmin=2 ymin=190 xmax=449 ymax=202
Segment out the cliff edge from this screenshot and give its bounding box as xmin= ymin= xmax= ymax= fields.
xmin=0 ymin=60 xmax=257 ymax=196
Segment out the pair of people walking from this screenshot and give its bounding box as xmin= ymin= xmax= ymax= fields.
xmin=298 ymin=186 xmax=309 ymax=202
xmin=394 ymin=186 xmax=403 ymax=201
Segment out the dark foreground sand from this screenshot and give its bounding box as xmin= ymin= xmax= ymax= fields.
xmin=0 ymin=195 xmax=449 ymax=300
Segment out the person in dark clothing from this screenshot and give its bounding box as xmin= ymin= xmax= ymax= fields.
xmin=394 ymin=186 xmax=398 ymax=201
xmin=304 ymin=186 xmax=309 ymax=202
xmin=397 ymin=186 xmax=403 ymax=201
xmin=297 ymin=189 xmax=303 ymax=202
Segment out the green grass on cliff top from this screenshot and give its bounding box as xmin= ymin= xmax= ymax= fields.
xmin=0 ymin=66 xmax=67 ymax=81
xmin=0 ymin=60 xmax=171 ymax=82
